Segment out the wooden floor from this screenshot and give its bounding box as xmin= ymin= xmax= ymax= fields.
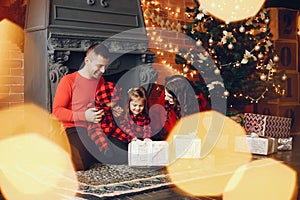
xmin=0 ymin=136 xmax=299 ymax=200
xmin=124 ymin=135 xmax=300 ymax=200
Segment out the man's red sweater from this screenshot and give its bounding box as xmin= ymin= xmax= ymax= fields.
xmin=52 ymin=71 xmax=104 ymax=129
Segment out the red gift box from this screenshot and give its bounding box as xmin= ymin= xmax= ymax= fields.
xmin=243 ymin=113 xmax=291 ymax=138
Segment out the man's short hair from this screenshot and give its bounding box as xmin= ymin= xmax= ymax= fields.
xmin=86 ymin=43 xmax=110 ymax=59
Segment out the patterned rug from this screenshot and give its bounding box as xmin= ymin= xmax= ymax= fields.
xmin=76 ymin=164 xmax=171 ymax=199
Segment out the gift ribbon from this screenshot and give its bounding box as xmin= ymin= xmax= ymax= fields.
xmin=249 ymin=132 xmax=272 ymax=139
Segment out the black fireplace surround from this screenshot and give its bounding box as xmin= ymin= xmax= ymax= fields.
xmin=24 ymin=0 xmax=156 ymax=112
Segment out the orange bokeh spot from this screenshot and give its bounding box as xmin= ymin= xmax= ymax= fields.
xmin=223 ymin=158 xmax=298 ymax=200
xmin=199 ymin=0 xmax=265 ymax=22
xmin=0 ymin=103 xmax=70 ymax=154
xmin=167 ymin=110 xmax=252 ymax=197
xmin=0 ymin=103 xmax=77 ymax=199
xmin=0 ymin=133 xmax=78 ymax=200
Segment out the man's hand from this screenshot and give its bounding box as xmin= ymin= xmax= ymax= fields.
xmin=112 ymin=105 xmax=124 ymax=118
xmin=85 ymin=107 xmax=104 ymax=123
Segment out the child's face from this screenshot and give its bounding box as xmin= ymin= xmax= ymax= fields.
xmin=129 ymin=98 xmax=144 ymax=116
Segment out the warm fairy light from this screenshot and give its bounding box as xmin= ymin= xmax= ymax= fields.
xmin=282 ymin=74 xmax=287 ymax=81
xmin=183 ymin=11 xmax=284 ymax=103
xmin=144 ymin=0 xmax=277 ymax=82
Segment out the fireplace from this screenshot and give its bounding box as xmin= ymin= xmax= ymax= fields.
xmin=24 ymin=0 xmax=156 ymax=112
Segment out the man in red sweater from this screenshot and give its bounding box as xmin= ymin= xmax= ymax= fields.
xmin=52 ymin=43 xmax=111 ymax=170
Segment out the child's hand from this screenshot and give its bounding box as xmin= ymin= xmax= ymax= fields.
xmin=112 ymin=105 xmax=124 ymax=118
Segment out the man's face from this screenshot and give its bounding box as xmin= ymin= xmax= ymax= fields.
xmin=85 ymin=54 xmax=109 ymax=79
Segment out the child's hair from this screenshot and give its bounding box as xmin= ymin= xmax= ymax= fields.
xmin=125 ymin=87 xmax=149 ymax=117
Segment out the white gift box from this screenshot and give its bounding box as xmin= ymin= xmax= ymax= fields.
xmin=173 ymin=134 xmax=201 ymax=159
xmin=278 ymin=137 xmax=293 ymax=151
xmin=235 ymin=135 xmax=278 ymax=155
xmin=128 ymin=140 xmax=169 ymax=166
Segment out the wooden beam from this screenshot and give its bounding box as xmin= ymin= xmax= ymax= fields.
xmin=265 ymin=0 xmax=300 ymax=10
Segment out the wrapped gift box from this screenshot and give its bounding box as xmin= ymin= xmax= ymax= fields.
xmin=243 ymin=113 xmax=291 ymax=138
xmin=235 ymin=135 xmax=278 ymax=155
xmin=278 ymin=137 xmax=293 ymax=151
xmin=128 ymin=140 xmax=169 ymax=166
xmin=173 ymin=134 xmax=201 ymax=159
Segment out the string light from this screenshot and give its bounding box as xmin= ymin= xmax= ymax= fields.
xmin=142 ymin=0 xmax=286 ymax=101
xmin=141 ymin=0 xmax=198 ymax=79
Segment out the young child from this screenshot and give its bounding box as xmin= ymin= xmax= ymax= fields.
xmin=87 ymin=81 xmax=130 ymax=157
xmin=119 ymin=87 xmax=152 ymax=141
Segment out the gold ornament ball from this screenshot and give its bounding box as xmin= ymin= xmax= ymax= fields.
xmin=214 ymin=68 xmax=221 ymax=75
xmin=196 ymin=40 xmax=202 ymax=47
xmin=228 ymin=43 xmax=234 ymax=50
xmin=258 ymin=53 xmax=264 ymax=60
xmin=183 ymin=67 xmax=189 ymax=73
xmin=260 ymin=74 xmax=267 ymax=81
xmin=254 ymin=45 xmax=260 ymax=51
xmin=273 ymin=55 xmax=280 ymax=62
xmin=239 ymin=26 xmax=245 ymax=33
xmin=224 ymin=90 xmax=230 ymax=97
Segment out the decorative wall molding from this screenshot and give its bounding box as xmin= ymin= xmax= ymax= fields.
xmin=47 ymin=36 xmax=148 ymax=53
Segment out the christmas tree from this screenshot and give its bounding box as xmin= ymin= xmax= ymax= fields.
xmin=177 ymin=0 xmax=287 ymax=108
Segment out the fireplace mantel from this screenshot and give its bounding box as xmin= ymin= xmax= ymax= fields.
xmin=24 ymin=0 xmax=156 ymax=111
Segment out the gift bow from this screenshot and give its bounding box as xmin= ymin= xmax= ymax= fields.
xmin=249 ymin=132 xmax=269 ymax=138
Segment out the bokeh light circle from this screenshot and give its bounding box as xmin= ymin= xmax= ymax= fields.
xmin=199 ymin=0 xmax=265 ymax=22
